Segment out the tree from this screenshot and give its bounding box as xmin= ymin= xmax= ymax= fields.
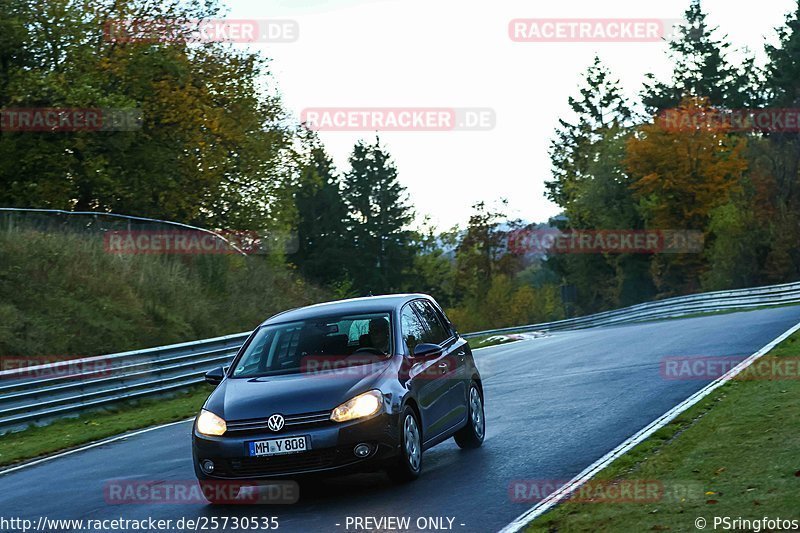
xmin=625 ymin=96 xmax=748 ymax=293
xmin=755 ymin=0 xmax=800 ymax=281
xmin=627 ymin=97 xmax=748 ymax=230
xmin=545 ymin=57 xmax=653 ymax=311
xmin=341 ymin=137 xmax=415 ymax=294
xmin=453 ymin=201 xmax=513 ymax=305
xmin=546 ymin=55 xmax=632 ymax=210
xmin=292 ymin=137 xmax=352 ymax=286
xmin=403 ymin=218 xmax=458 ymax=308
xmin=446 ymin=205 xmax=563 ymax=331
xmin=765 ymin=1 xmax=800 ymax=107
xmin=701 ymin=196 xmax=766 ymax=290
xmin=642 ymin=0 xmax=755 ymax=111
xmin=0 ymin=0 xmax=295 ymax=236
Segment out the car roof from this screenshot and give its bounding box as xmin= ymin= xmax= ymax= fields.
xmin=260 ymin=293 xmax=433 ymax=325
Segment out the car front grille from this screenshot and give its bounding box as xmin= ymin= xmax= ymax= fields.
xmin=225 ymin=410 xmax=332 ymax=434
xmin=215 ymin=448 xmax=359 ymax=477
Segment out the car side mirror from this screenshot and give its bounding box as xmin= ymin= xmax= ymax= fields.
xmin=205 ymin=366 xmax=225 ymax=386
xmin=412 ymin=343 xmax=443 ymax=359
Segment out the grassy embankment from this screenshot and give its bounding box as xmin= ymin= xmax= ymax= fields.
xmin=527 ymin=329 xmax=800 ymax=532
xmin=0 ymin=229 xmax=327 ymax=359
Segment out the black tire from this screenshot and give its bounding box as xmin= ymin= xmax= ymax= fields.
xmin=387 ymin=406 xmax=422 ymax=483
xmin=454 ymin=382 xmax=485 ymax=449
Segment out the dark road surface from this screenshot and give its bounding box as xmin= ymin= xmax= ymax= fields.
xmin=2 ymin=306 xmax=800 ymax=533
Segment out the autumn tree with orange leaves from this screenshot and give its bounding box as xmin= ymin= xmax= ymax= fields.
xmin=625 ymin=97 xmax=749 ymax=293
xmin=626 ymin=97 xmax=748 ymax=230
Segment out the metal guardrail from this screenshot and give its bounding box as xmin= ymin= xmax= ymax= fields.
xmin=0 ymin=207 xmax=249 ymax=255
xmin=0 ymin=333 xmax=249 ymax=432
xmin=465 ymin=280 xmax=800 ymax=337
xmin=2 ymin=281 xmax=800 ymax=432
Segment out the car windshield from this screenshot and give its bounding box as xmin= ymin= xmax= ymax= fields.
xmin=230 ymin=312 xmax=393 ymax=378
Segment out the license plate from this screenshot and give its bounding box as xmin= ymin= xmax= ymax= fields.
xmin=247 ymin=436 xmax=309 ymax=457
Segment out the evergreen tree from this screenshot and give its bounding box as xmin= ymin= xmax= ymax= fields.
xmin=642 ymin=0 xmax=754 ymax=111
xmin=342 ymin=137 xmax=415 ymax=294
xmin=292 ymin=140 xmax=352 ymax=286
xmin=546 ymin=55 xmax=631 ymax=209
xmin=545 ymin=57 xmax=652 ymax=311
xmin=453 ymin=201 xmax=509 ymax=304
xmin=765 ymin=1 xmax=800 ymax=107
xmin=755 ymin=0 xmax=800 ymax=281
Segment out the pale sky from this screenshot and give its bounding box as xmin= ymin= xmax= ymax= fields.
xmin=223 ymin=0 xmax=795 ymax=230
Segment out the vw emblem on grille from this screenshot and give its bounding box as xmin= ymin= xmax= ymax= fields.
xmin=267 ymin=414 xmax=285 ymax=432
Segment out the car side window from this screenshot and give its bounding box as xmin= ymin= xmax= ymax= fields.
xmin=400 ymin=305 xmax=425 ymax=353
xmin=347 ymin=320 xmax=367 ymax=344
xmin=412 ymin=300 xmax=451 ymax=345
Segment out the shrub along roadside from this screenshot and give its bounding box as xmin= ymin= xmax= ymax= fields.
xmin=0 ymin=229 xmax=328 ymax=361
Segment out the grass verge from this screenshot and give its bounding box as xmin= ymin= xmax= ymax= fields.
xmin=0 ymin=385 xmax=211 ymax=469
xmin=527 ymin=328 xmax=800 ymax=532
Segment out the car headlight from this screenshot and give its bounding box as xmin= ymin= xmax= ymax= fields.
xmin=330 ymin=390 xmax=383 ymax=423
xmin=196 ymin=409 xmax=227 ymax=436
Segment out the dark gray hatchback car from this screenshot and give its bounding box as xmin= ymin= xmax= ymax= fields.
xmin=192 ymin=294 xmax=484 ymax=496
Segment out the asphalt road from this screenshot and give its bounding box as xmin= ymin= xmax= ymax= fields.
xmin=3 ymin=306 xmax=800 ymax=533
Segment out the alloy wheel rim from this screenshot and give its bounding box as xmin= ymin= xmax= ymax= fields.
xmin=404 ymin=414 xmax=421 ymax=471
xmin=470 ymin=387 xmax=484 ymax=439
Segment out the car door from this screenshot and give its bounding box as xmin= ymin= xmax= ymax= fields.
xmin=400 ymin=302 xmax=452 ymax=442
xmin=412 ymin=300 xmax=469 ymax=435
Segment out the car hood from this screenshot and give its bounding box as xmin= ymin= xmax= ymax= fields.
xmin=204 ymin=358 xmax=394 ymax=421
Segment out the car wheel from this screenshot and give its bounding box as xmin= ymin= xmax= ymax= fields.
xmin=454 ymin=383 xmax=485 ymax=449
xmin=387 ymin=406 xmax=422 ymax=483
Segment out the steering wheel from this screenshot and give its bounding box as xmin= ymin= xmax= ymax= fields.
xmin=354 ymin=347 xmax=384 ymax=356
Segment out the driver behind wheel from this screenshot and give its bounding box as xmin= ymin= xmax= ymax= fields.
xmin=368 ymin=317 xmax=390 ymax=354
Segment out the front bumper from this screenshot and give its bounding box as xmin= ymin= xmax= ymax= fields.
xmin=192 ymin=412 xmax=400 ymax=480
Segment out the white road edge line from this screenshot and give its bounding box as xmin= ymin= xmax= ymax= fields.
xmin=0 ymin=418 xmax=194 ymax=477
xmin=498 ymin=319 xmax=800 ymax=533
